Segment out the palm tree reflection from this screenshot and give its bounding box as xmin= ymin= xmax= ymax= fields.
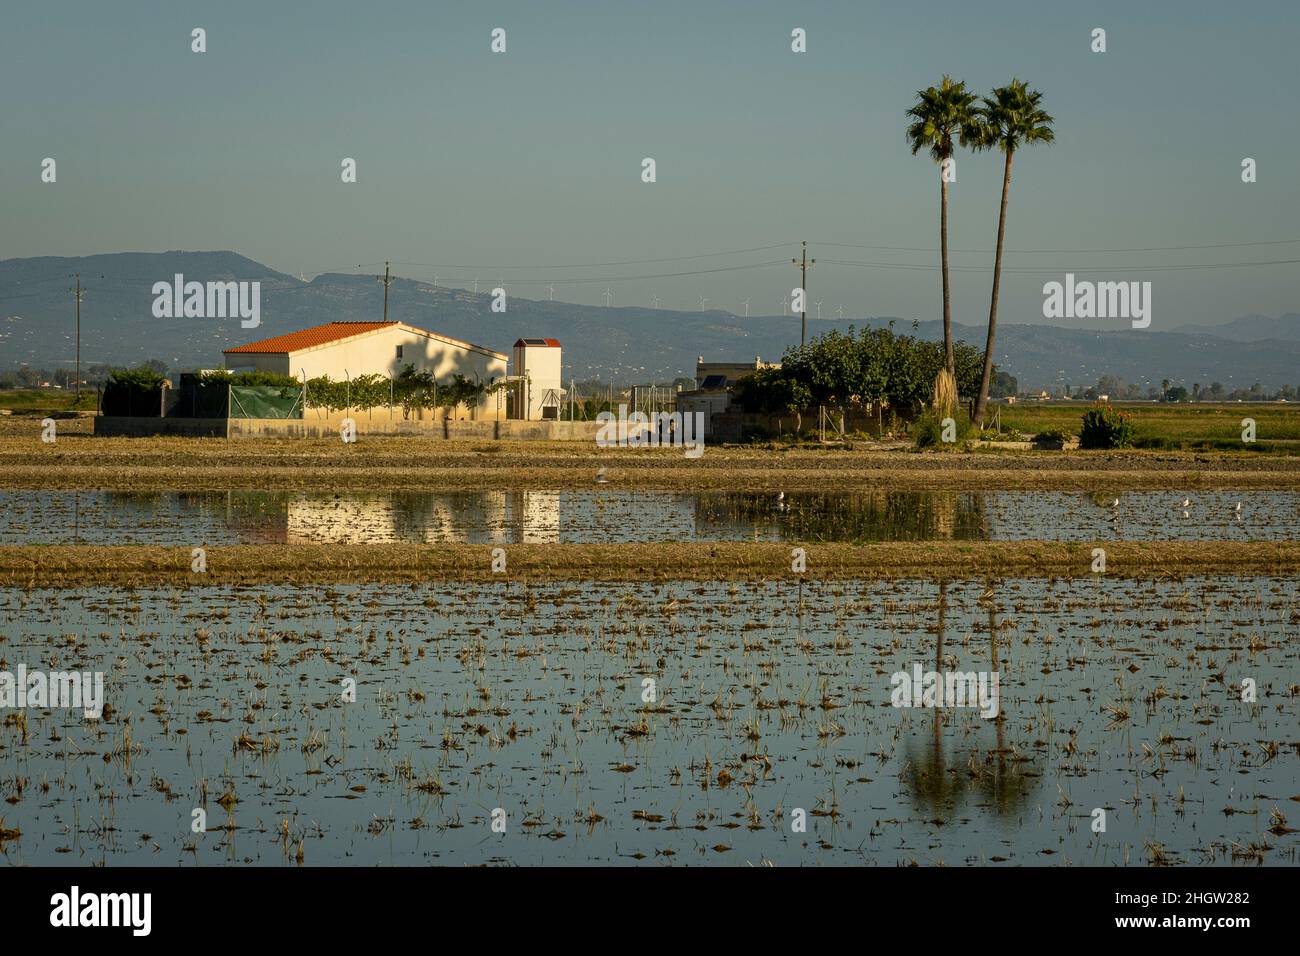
xmin=901 ymin=580 xmax=1037 ymax=819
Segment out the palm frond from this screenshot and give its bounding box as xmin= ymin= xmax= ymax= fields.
xmin=904 ymin=75 xmax=980 ymax=164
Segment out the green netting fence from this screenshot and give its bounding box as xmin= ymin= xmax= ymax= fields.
xmin=228 ymin=384 xmax=303 ymax=419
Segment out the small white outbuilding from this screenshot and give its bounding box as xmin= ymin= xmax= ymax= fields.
xmin=511 ymin=337 xmax=565 ymax=420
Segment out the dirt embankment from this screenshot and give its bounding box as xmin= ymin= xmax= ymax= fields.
xmin=4 ymin=541 xmax=1296 ymax=586
xmin=1 ymin=432 xmax=1298 ymax=490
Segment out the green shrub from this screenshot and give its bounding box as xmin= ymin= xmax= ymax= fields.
xmin=1079 ymin=403 xmax=1134 ymax=449
xmin=1034 ymin=427 xmax=1072 ymax=446
xmin=299 ymin=366 xmax=502 ymax=412
xmin=199 ymin=369 xmax=299 ymax=389
xmin=102 ymin=366 xmax=169 ymax=416
xmin=912 ymin=409 xmax=975 ymax=449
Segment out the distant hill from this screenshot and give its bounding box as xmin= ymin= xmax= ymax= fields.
xmin=2 ymin=251 xmax=1298 ymax=391
xmin=1176 ymin=313 xmax=1300 ymax=342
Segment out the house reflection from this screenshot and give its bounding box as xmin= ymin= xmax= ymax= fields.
xmin=214 ymin=490 xmax=563 ymax=544
xmin=506 ymin=491 xmax=560 ymax=543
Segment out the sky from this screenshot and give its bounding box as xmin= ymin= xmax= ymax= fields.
xmin=1 ymin=0 xmax=1297 ymax=330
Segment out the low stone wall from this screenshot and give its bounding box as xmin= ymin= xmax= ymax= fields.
xmin=95 ymin=414 xmax=603 ymax=441
xmin=229 ymin=417 xmax=603 ymax=440
xmin=710 ymin=408 xmax=891 ymax=442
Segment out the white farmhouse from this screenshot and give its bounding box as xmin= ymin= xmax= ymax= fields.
xmin=224 ymin=321 xmax=508 ymax=420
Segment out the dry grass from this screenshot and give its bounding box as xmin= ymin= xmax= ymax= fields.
xmin=1 ymin=432 xmax=1299 ymax=490
xmin=3 ymin=540 xmax=1297 ymax=585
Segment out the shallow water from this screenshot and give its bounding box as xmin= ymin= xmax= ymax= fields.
xmin=1 ymin=576 xmax=1295 ymax=866
xmin=3 ymin=489 xmax=1298 ymax=545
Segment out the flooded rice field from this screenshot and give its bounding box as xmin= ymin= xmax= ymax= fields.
xmin=1 ymin=576 xmax=1296 ymax=866
xmin=4 ymin=489 xmax=1300 ymax=545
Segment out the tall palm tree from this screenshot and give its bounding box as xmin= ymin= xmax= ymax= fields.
xmin=971 ymin=80 xmax=1054 ymax=427
xmin=906 ymin=76 xmax=981 ymax=381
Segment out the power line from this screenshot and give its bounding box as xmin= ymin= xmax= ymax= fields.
xmin=820 ymin=257 xmax=1300 ymax=274
xmin=393 ymin=259 xmax=790 ymax=287
xmin=380 ymin=242 xmax=796 ymax=272
xmin=812 ymin=237 xmax=1300 ymax=254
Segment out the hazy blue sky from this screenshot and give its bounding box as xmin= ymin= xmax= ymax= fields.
xmin=2 ymin=0 xmax=1297 ymax=329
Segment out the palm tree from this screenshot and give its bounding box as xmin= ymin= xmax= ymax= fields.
xmin=906 ymin=76 xmax=981 ymax=385
xmin=970 ymin=80 xmax=1054 ymax=427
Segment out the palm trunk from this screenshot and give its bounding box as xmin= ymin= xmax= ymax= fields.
xmin=940 ymin=171 xmax=953 ymax=374
xmin=973 ymin=149 xmax=1013 ymax=427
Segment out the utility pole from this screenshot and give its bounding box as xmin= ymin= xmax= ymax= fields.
xmin=791 ymin=241 xmax=815 ymax=347
xmin=377 ymin=261 xmax=394 ymax=322
xmin=70 ymin=274 xmax=84 ymax=401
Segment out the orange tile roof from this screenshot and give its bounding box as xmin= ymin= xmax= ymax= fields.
xmin=225 ymin=322 xmax=396 ymax=354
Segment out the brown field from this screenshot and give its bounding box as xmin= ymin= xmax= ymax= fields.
xmin=2 ymin=427 xmax=1299 ymax=491
xmin=4 ymin=540 xmax=1297 ymax=585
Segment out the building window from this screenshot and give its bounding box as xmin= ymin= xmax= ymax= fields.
xmin=395 ymin=345 xmax=403 ymax=360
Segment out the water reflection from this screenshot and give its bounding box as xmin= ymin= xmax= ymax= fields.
xmin=696 ymin=491 xmax=986 ymax=542
xmin=2 ymin=489 xmax=1298 ymax=545
xmin=901 ymin=580 xmax=1038 ymax=820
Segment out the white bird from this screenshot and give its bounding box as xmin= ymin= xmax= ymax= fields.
xmin=1234 ymin=501 xmax=1242 ymax=512
xmin=595 ymin=467 xmax=608 ymax=484
xmin=1110 ymin=498 xmax=1119 ymax=508
xmin=1180 ymin=498 xmax=1191 ymax=508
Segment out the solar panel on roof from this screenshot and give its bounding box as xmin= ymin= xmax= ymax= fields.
xmin=700 ymin=375 xmax=728 ymax=390
xmin=522 ymin=338 xmax=548 ymax=345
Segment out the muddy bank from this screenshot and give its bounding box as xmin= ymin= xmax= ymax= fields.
xmin=4 ymin=540 xmax=1296 ymax=585
xmin=2 ymin=434 xmax=1298 ymax=491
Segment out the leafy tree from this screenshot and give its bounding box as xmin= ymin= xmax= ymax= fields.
xmin=989 ymin=369 xmax=1018 ymax=398
xmin=733 ymin=325 xmax=982 ymax=422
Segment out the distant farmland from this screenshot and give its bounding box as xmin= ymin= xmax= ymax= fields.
xmin=998 ymin=401 xmax=1300 ymax=449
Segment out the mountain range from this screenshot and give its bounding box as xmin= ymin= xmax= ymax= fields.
xmin=2 ymin=251 xmax=1298 ymax=390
